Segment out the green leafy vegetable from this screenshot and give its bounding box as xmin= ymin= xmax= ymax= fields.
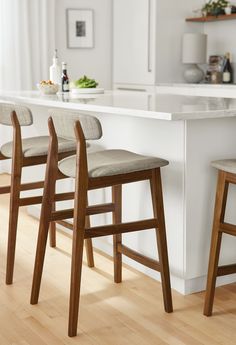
xmin=71 ymin=75 xmax=99 ymax=89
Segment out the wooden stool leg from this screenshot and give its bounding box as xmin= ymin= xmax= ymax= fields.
xmin=68 ymin=221 xmax=86 ymax=337
xmin=49 ymin=202 xmax=56 ymax=248
xmin=84 ymin=195 xmax=94 ymax=268
xmin=112 ymin=185 xmax=122 ymax=283
xmin=6 ymin=165 xmax=22 ymax=285
xmin=30 ymin=191 xmax=54 ymax=304
xmin=204 ymin=171 xmax=227 ymax=316
xmin=85 ymin=227 xmax=94 ymax=268
xmin=150 ymin=168 xmax=173 ymax=313
xmin=31 ymin=120 xmax=58 ymax=304
xmin=68 ymin=193 xmax=87 ymax=337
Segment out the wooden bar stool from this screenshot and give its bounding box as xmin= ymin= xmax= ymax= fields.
xmin=30 ymin=109 xmax=173 ymax=337
xmin=0 ymin=103 xmax=94 ymax=285
xmin=204 ymin=160 xmax=236 ymax=316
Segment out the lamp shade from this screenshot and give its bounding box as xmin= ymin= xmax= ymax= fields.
xmin=182 ymin=33 xmax=207 ymax=64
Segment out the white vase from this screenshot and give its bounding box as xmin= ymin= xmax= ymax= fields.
xmin=183 ymin=64 xmax=205 ymax=84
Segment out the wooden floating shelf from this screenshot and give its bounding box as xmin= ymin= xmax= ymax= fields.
xmin=186 ymin=13 xmax=236 ymax=22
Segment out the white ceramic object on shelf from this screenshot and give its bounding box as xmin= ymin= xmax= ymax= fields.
xmin=37 ymin=83 xmax=59 ymax=95
xmin=71 ymin=88 xmax=104 ymax=94
xmin=183 ymin=65 xmax=205 ymax=83
xmin=182 ymin=33 xmax=207 ymax=84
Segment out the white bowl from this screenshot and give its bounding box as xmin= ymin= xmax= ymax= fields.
xmin=37 ymin=83 xmax=59 ymax=95
xmin=71 ymin=87 xmax=104 ymax=94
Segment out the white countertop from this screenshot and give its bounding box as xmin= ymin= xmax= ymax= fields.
xmin=1 ymin=90 xmax=236 ymax=121
xmin=157 ymin=83 xmax=236 ymax=90
xmin=156 ymin=83 xmax=236 ymax=98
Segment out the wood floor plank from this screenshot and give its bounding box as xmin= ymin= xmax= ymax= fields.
xmin=0 ymin=173 xmax=235 ymax=344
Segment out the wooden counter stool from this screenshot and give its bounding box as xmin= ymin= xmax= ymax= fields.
xmin=204 ymin=160 xmax=236 ymax=316
xmin=30 ymin=109 xmax=173 ymax=337
xmin=0 ymin=103 xmax=94 ymax=285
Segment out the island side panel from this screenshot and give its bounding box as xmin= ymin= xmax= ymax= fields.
xmin=90 ymin=113 xmax=186 ymax=292
xmin=185 ymin=117 xmax=236 ymax=293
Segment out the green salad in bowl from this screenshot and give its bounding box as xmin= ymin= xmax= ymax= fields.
xmin=70 ymin=75 xmax=99 ymax=89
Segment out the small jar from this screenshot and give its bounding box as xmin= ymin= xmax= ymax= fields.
xmin=211 ymin=71 xmax=222 ymax=84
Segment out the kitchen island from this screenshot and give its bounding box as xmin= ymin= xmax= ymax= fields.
xmin=1 ymin=90 xmax=236 ymax=294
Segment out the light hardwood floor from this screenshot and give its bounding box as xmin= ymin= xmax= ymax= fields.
xmin=0 ymin=174 xmax=235 ymax=344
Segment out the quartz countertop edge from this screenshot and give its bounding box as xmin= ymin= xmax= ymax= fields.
xmin=1 ymin=90 xmax=236 ymax=121
xmin=0 ymin=93 xmax=173 ymax=121
xmin=156 ymin=83 xmax=236 ymax=89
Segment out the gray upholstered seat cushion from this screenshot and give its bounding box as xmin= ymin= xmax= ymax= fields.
xmin=1 ymin=136 xmax=76 ymax=158
xmin=58 ymin=149 xmax=169 ymax=178
xmin=211 ymin=159 xmax=236 ymax=174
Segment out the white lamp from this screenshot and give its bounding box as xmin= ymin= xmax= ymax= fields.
xmin=182 ymin=33 xmax=207 ymax=83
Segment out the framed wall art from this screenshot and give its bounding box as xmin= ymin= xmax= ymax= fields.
xmin=66 ymin=9 xmax=94 ymax=48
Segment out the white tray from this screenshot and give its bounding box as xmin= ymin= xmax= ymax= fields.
xmin=71 ymin=88 xmax=104 ymax=94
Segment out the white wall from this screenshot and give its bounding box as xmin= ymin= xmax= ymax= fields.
xmin=31 ymin=0 xmax=236 ymax=88
xmin=203 ymin=21 xmax=236 ymax=81
xmin=156 ymin=0 xmax=204 ymax=83
xmin=55 ymin=0 xmax=205 ymax=87
xmin=55 ymin=0 xmax=112 ymax=89
xmin=155 ymin=0 xmax=236 ymax=83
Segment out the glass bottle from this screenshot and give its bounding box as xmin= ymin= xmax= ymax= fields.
xmin=61 ymin=62 xmax=70 ymax=92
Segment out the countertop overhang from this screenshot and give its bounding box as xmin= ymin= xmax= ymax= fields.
xmin=1 ymin=90 xmax=236 ymax=121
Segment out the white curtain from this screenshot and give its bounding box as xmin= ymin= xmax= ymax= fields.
xmin=0 ymin=0 xmax=55 ymax=173
xmin=0 ymin=0 xmax=55 ymax=91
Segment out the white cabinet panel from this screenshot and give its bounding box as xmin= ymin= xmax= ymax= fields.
xmin=113 ymin=0 xmax=156 ymax=85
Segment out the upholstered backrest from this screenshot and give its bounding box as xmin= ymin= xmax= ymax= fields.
xmin=49 ymin=109 xmax=103 ymax=141
xmin=0 ymin=102 xmax=33 ymax=126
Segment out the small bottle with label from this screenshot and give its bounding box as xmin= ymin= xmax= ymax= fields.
xmin=222 ymin=52 xmax=233 ymax=84
xmin=49 ymin=49 xmax=61 ymax=85
xmin=61 ymin=62 xmax=70 ymax=92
